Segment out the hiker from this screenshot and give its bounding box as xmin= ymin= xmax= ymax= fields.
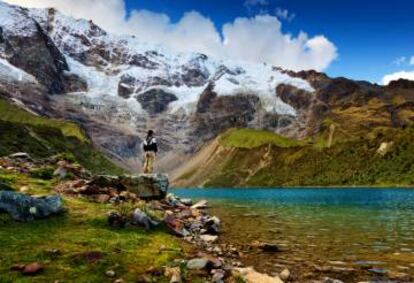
xmin=142 ymin=130 xmax=158 ymax=173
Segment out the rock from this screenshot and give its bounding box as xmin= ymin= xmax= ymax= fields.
xmin=0 ymin=191 xmax=63 ymax=221
xmin=132 ymin=208 xmax=159 ymax=229
xmin=10 ymin=264 xmax=26 ymax=271
xmin=322 ymin=278 xmax=344 ymax=283
xmin=164 ymin=267 xmax=182 ymax=283
xmin=114 ymin=279 xmax=125 ymax=283
xmin=279 ymin=268 xmax=290 ymax=281
xmin=200 ymin=234 xmax=218 ymax=243
xmin=9 ymin=152 xmax=31 ymax=159
xmin=211 ymin=269 xmax=226 ymax=283
xmin=232 ymin=267 xmax=284 ymax=283
xmin=186 ymin=258 xmax=209 ymax=270
xmin=20 ymin=186 xmax=30 ymax=193
xmin=165 ymin=214 xmax=186 ymax=236
xmin=90 ymin=174 xmax=169 ymax=199
xmin=96 ymin=194 xmax=110 ymax=203
xmin=106 ymin=270 xmax=116 ymax=277
xmin=191 ymin=200 xmax=208 ymax=209
xmin=22 ymin=262 xmax=43 ymax=275
xmin=53 ymin=166 xmax=67 ymax=179
xmin=205 ymin=216 xmax=220 ymax=234
xmin=107 ymin=211 xmax=127 ymax=228
xmin=180 ymin=198 xmax=193 ymax=206
xmin=258 ymin=243 xmax=281 ymax=253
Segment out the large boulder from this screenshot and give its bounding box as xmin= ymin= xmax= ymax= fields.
xmin=0 ymin=191 xmax=63 ymax=221
xmin=90 ymin=174 xmax=169 ymax=199
xmin=119 ymin=174 xmax=169 ymax=199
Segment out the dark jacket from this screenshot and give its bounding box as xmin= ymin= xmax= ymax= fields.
xmin=143 ymin=136 xmax=158 ymax=153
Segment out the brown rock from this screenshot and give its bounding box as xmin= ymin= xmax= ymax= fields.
xmin=22 ymin=262 xmax=44 ymax=275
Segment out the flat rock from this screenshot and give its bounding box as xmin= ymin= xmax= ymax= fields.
xmin=90 ymin=174 xmax=169 ymax=199
xmin=187 ymin=258 xmax=209 ymax=270
xmin=233 ymin=267 xmax=284 ymax=283
xmin=191 ymin=200 xmax=208 ymax=209
xmin=0 ymin=191 xmax=63 ymax=221
xmin=200 ymin=234 xmax=218 ymax=243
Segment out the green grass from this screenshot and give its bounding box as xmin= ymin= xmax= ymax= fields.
xmin=0 ymin=99 xmax=86 ymax=142
xmin=219 ymin=128 xmax=303 ymax=149
xmin=0 ymin=98 xmax=123 ymax=175
xmin=181 ymin=127 xmax=414 ymax=187
xmin=0 ymin=171 xmax=183 ymax=283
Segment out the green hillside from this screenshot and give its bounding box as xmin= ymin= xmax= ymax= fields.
xmin=174 ymin=127 xmax=414 ymax=187
xmin=0 ymin=98 xmax=123 ymax=175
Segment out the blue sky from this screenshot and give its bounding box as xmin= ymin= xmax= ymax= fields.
xmin=124 ymin=0 xmax=414 ymax=83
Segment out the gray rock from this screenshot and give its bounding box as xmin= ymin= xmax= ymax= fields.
xmin=180 ymin=198 xmax=193 ymax=206
xmin=132 ymin=208 xmax=159 ymax=230
xmin=191 ymin=200 xmax=208 ymax=209
xmin=0 ymin=191 xmax=63 ymax=221
xmin=186 ymin=258 xmax=209 ymax=270
xmin=9 ymin=152 xmax=31 ymax=159
xmin=279 ymin=268 xmax=290 ymax=281
xmin=90 ymin=174 xmax=169 ymax=199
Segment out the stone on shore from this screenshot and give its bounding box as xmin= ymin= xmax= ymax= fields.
xmin=0 ymin=191 xmax=63 ymax=221
xmin=232 ymin=267 xmax=284 ymax=283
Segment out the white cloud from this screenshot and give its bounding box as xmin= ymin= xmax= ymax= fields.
xmin=275 ymin=7 xmax=295 ymax=22
xmin=393 ymin=56 xmax=406 ymax=66
xmin=382 ymin=71 xmax=414 ymax=85
xmin=3 ymin=0 xmax=337 ymax=71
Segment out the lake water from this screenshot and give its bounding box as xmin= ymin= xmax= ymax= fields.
xmin=174 ymin=188 xmax=414 ymax=282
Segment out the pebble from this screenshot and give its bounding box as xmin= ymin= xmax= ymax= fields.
xmin=22 ymin=262 xmax=43 ymax=275
xmin=186 ymin=258 xmax=209 ymax=270
xmin=106 ymin=270 xmax=116 ymax=277
xmin=279 ymin=268 xmax=290 ymax=281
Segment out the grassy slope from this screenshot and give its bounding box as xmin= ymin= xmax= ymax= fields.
xmin=0 ymin=98 xmax=123 ymax=175
xmin=0 ymin=170 xmax=183 ymax=283
xmin=174 ymin=127 xmax=414 ymax=187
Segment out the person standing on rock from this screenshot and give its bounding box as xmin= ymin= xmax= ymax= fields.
xmin=142 ymin=130 xmax=158 ymax=173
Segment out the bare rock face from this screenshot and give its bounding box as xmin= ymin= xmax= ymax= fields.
xmin=136 ymin=89 xmax=178 ymax=114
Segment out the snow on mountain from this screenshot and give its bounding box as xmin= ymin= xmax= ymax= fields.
xmin=0 ymin=0 xmax=318 ymax=170
xmin=26 ymin=5 xmax=313 ymax=116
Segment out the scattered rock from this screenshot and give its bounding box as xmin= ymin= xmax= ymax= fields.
xmin=191 ymin=200 xmax=208 ymax=209
xmin=106 ymin=270 xmax=116 ymax=277
xmin=132 ymin=208 xmax=159 ymax=229
xmin=9 ymin=152 xmax=31 ymax=160
xmin=200 ymin=234 xmax=218 ymax=243
xmin=22 ymin=262 xmax=43 ymax=275
xmin=186 ymin=258 xmax=209 ymax=270
xmin=258 ymin=243 xmax=281 ymax=253
xmin=0 ymin=191 xmax=63 ymax=221
xmin=107 ymin=211 xmax=127 ymax=228
xmin=180 ymin=198 xmax=193 ymax=206
xmin=279 ymin=268 xmax=290 ymax=281
xmin=232 ymin=267 xmax=284 ymax=283
xmin=211 ymin=269 xmax=226 ymax=283
xmin=164 ymin=267 xmax=182 ymax=283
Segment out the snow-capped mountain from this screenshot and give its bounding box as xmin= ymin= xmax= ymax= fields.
xmin=0 ymin=1 xmax=320 ymax=171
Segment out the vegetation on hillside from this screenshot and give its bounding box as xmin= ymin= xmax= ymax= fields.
xmin=0 ymin=98 xmax=123 ymax=175
xmin=174 ymin=127 xmax=414 ymax=187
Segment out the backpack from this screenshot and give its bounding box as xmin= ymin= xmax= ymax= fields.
xmin=143 ymin=137 xmax=156 ymax=151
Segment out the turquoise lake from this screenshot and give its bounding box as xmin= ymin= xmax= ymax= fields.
xmin=173 ymin=188 xmax=414 ymax=282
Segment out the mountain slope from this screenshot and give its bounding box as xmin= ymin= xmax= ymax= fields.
xmin=0 ymin=98 xmax=123 ymax=175
xmin=173 ymin=127 xmax=414 ymax=187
